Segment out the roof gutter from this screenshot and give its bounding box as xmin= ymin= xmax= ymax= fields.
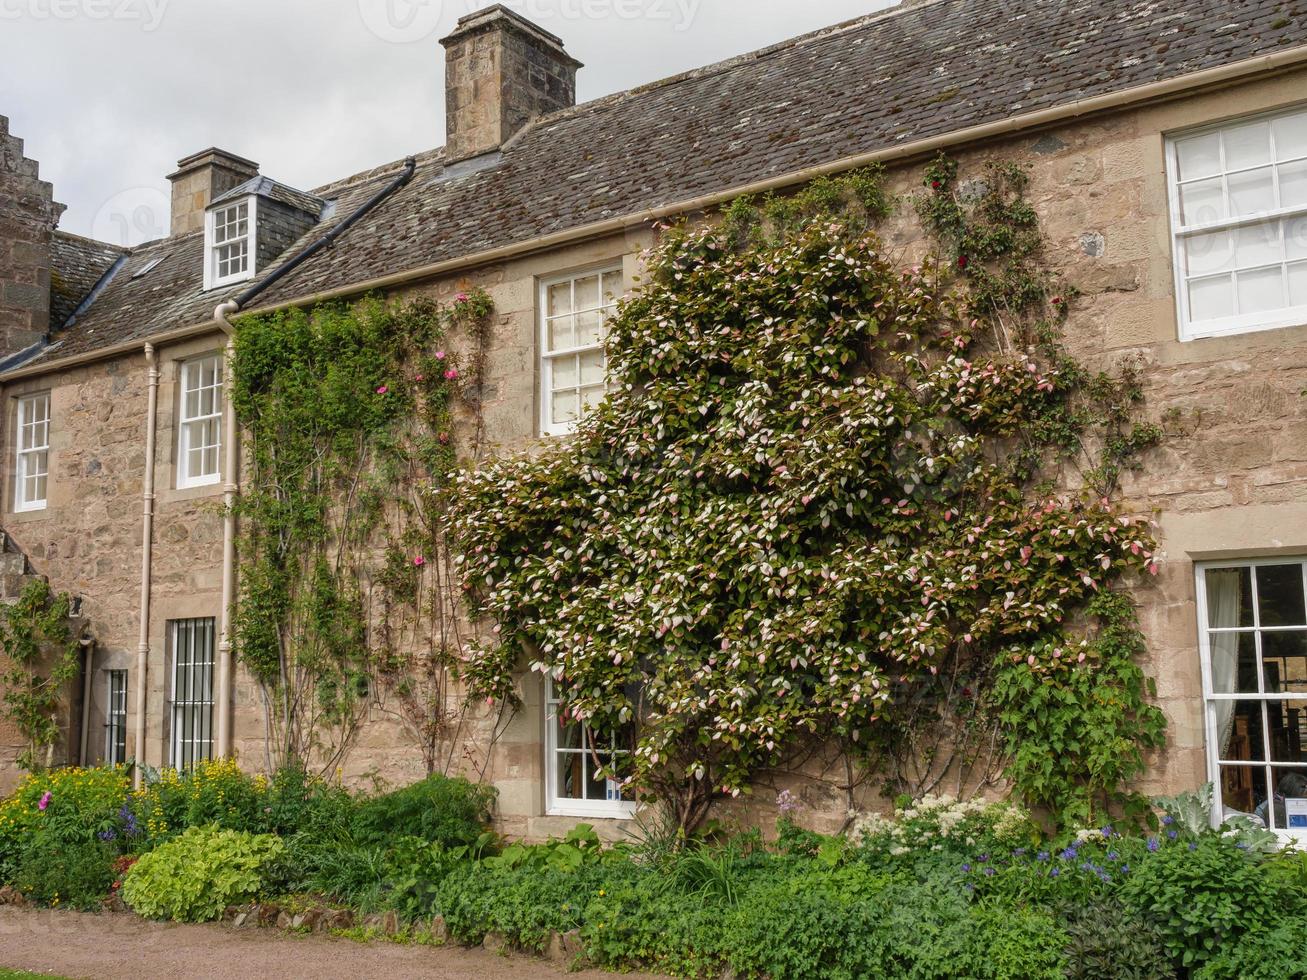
xmin=6 ymin=44 xmax=1307 ymax=381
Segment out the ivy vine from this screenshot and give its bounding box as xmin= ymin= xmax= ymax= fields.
xmin=0 ymin=578 xmax=80 ymax=772
xmin=229 ymin=291 xmax=498 ymax=776
xmin=453 ymin=158 xmax=1166 ymax=831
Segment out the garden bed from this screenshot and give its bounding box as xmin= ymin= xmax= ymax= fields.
xmin=3 ymin=763 xmax=1307 ymax=978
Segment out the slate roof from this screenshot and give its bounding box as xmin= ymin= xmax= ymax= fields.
xmin=47 ymin=232 xmax=126 ymax=329
xmin=210 ymin=175 xmax=326 ymax=217
xmin=18 ymin=0 xmax=1307 ymax=371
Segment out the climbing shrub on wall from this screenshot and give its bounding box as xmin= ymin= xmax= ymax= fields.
xmin=229 ymin=291 xmax=496 ymax=775
xmin=0 ymin=578 xmax=80 ymax=771
xmin=453 ymin=159 xmax=1165 ymax=831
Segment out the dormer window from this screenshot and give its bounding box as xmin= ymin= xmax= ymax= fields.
xmin=204 ymin=197 xmax=256 ymax=290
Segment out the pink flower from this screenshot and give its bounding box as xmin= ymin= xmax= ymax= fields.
xmin=435 ymin=351 xmax=447 ymax=361
xmin=414 ymin=556 xmax=426 ymax=567
xmin=416 ymin=374 xmax=425 ymax=382
xmin=38 ymin=791 xmax=51 ymax=811
xmin=456 ymin=292 xmax=470 ymax=303
xmin=376 ymin=385 xmax=389 ymax=395
xmin=444 ymin=368 xmax=459 ymax=381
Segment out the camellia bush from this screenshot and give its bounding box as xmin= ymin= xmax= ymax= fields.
xmin=453 ymin=161 xmax=1165 ymax=830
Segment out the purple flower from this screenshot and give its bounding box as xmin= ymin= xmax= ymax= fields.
xmin=961 ymin=863 xmax=972 ymax=873
xmin=37 ymin=791 xmax=51 ymax=811
xmin=983 ymin=866 xmax=995 ymax=877
xmin=1189 ymin=842 xmax=1198 ymax=852
xmin=1167 ymin=830 xmax=1178 ymax=840
xmin=1049 ymin=868 xmax=1060 ymax=878
xmin=1036 ymin=851 xmax=1050 ymax=862
xmin=1147 ymin=837 xmax=1160 ymax=852
xmin=1161 ymin=815 xmax=1174 ymax=826
xmin=1106 ymin=851 xmax=1119 ymax=862
xmin=98 ymin=828 xmax=116 ymax=842
xmin=1101 ymin=826 xmax=1114 ymax=838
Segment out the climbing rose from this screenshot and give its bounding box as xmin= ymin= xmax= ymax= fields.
xmin=414 ymin=556 xmax=427 ymax=567
xmin=376 ymin=385 xmax=389 ymax=395
xmin=444 ymin=368 xmax=459 ymax=381
xmin=435 ymin=351 xmax=447 ymax=360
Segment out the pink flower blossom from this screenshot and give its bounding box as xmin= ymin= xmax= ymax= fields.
xmin=435 ymin=351 xmax=447 ymax=361
xmin=416 ymin=374 xmax=425 ymax=382
xmin=456 ymin=292 xmax=470 ymax=303
xmin=376 ymin=385 xmax=389 ymax=395
xmin=444 ymin=368 xmax=459 ymax=381
xmin=38 ymin=791 xmax=51 ymax=811
xmin=414 ymin=556 xmax=426 ymax=567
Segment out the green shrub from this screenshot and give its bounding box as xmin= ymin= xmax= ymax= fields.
xmin=351 ymin=774 xmax=494 ymax=848
xmin=122 ymin=825 xmax=283 ymax=922
xmin=0 ymin=766 xmax=129 ymax=883
xmin=13 ymin=833 xmax=116 ymax=910
xmin=1118 ymin=834 xmax=1283 ymax=970
xmin=1195 ymin=915 xmax=1307 ymax=980
xmin=1061 ymin=898 xmax=1173 ymax=980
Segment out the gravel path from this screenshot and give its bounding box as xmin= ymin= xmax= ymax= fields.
xmin=0 ymin=908 xmax=662 ymax=980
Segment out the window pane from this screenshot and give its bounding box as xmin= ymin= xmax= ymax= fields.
xmin=1263 ymin=631 xmax=1307 ymax=695
xmin=579 ymin=349 xmax=605 ymax=387
xmin=1287 ymin=216 xmax=1307 ymax=260
xmin=600 ymin=273 xmax=620 ymax=309
xmin=1274 ymin=112 xmax=1307 ymax=160
xmin=548 ymin=315 xmax=576 ymax=352
xmin=1228 ymin=167 xmax=1276 ymax=218
xmin=574 ymin=275 xmax=600 ymax=311
xmin=1177 ymin=132 xmax=1223 ymax=180
xmin=1289 ymin=261 xmax=1307 ymax=307
xmin=580 ymin=385 xmax=606 ymax=414
xmin=1180 ymin=177 xmax=1225 ymax=225
xmin=548 ymin=281 xmax=572 ymax=317
xmin=1237 ymin=266 xmax=1285 ymax=315
xmin=576 ymin=309 xmax=604 ymax=347
xmin=1269 ymin=698 xmax=1307 ymax=764
xmin=1225 ymin=121 xmax=1272 ymax=170
xmin=551 ymin=391 xmax=579 ymax=426
xmin=1209 ymin=630 xmax=1258 ymax=694
xmin=1257 ymin=565 xmax=1307 ymax=626
xmin=1218 ymin=701 xmax=1266 ymax=762
xmin=553 ymin=355 xmax=578 ymax=389
xmin=184 ymin=386 xmax=200 ymax=420
xmin=1233 ymin=223 xmax=1282 ymax=269
xmin=1186 ymin=230 xmax=1233 ymax=276
xmin=1219 ymin=763 xmax=1268 ymax=823
xmin=1279 ymin=160 xmax=1307 ymax=209
xmin=1188 ymin=274 xmax=1235 ymax=320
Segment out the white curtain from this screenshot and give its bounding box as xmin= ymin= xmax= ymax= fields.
xmin=1206 ymin=568 xmax=1242 ymax=758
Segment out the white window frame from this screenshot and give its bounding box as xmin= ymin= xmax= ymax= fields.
xmin=1195 ymin=557 xmax=1307 ymax=840
xmin=544 ymin=677 xmax=637 ymax=819
xmin=13 ymin=391 xmax=50 ymax=513
xmin=105 ymin=669 xmax=128 ymax=766
xmin=1165 ymin=104 xmax=1307 ymax=341
xmin=169 ymin=618 xmax=215 ymax=770
xmin=177 ymin=354 xmax=223 ymax=489
xmin=203 ymin=196 xmax=257 ymax=291
xmin=538 ymin=265 xmax=622 ymax=437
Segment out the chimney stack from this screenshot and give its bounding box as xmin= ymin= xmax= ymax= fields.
xmin=167 ymin=148 xmax=259 ymax=236
xmin=0 ymin=115 xmax=63 ymax=354
xmin=440 ymin=5 xmax=582 ymax=164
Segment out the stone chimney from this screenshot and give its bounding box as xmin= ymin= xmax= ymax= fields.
xmin=0 ymin=115 xmax=64 ymax=355
xmin=440 ymin=5 xmax=582 ymax=164
xmin=167 ymin=148 xmax=259 ymax=236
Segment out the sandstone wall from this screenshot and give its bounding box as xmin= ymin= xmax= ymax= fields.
xmin=4 ymin=67 xmax=1307 ymax=838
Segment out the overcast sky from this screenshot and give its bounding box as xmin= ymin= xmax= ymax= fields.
xmin=0 ymin=0 xmax=895 ymax=244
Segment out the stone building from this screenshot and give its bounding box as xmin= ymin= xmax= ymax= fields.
xmin=2 ymin=0 xmax=1307 ymax=839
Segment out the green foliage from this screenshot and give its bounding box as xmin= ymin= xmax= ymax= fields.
xmin=121 ymin=825 xmax=283 ymax=922
xmin=454 ymin=162 xmax=1162 ymax=831
xmin=0 ymin=579 xmax=80 ymax=771
xmin=13 ymin=835 xmax=116 ymax=910
xmin=230 ymin=291 xmax=494 ymax=772
xmin=1195 ymin=915 xmax=1307 ymax=980
xmin=1117 ymin=834 xmax=1285 ymax=970
xmin=1061 ymin=898 xmax=1173 ymax=980
xmin=0 ymin=766 xmax=130 ymax=883
xmin=992 ymin=590 xmax=1167 ymax=828
xmin=350 ymin=773 xmax=495 ymax=849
